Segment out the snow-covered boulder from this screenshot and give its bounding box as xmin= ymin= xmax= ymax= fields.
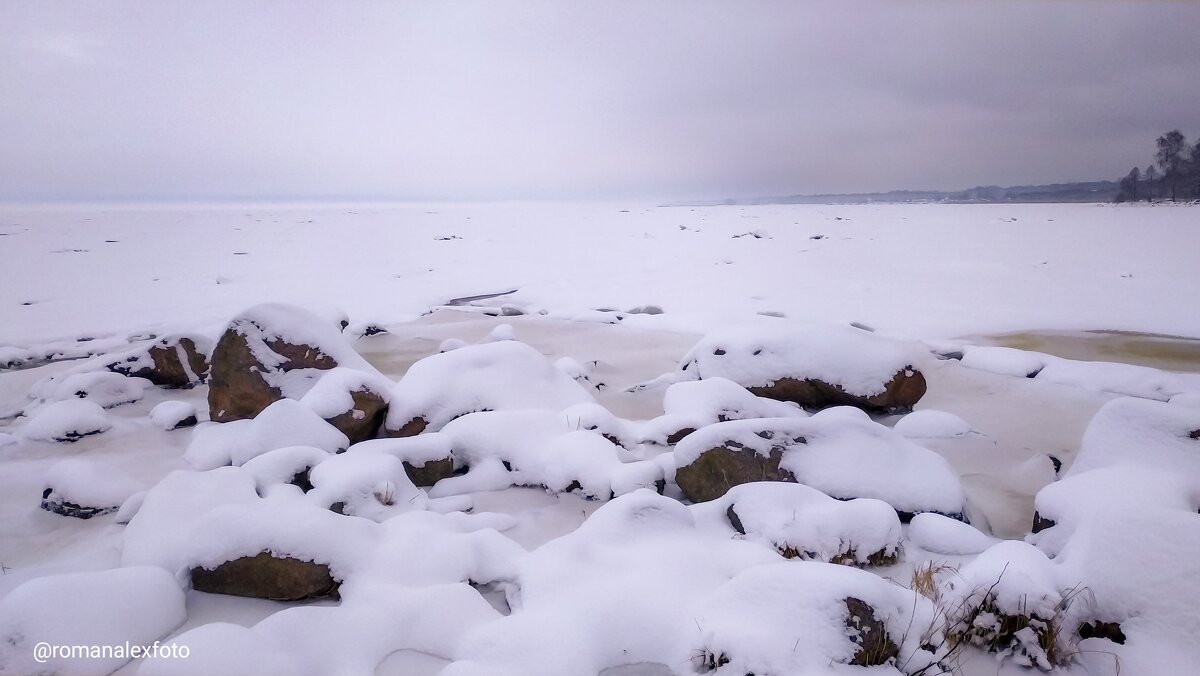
xmin=184 ymin=399 xmax=349 ymax=470
xmin=383 ymin=340 xmax=595 ymax=437
xmin=106 ymin=334 xmax=211 ymax=388
xmin=673 ymin=323 xmax=927 ymax=413
xmin=31 ymin=370 xmax=148 ymax=408
xmin=350 ymin=435 xmax=458 ymax=486
xmin=674 ymin=416 xmax=966 ymax=520
xmin=19 ymin=399 xmax=111 ymax=442
xmin=307 ymin=451 xmax=428 ymax=520
xmin=207 ymin=303 xmax=377 ymax=422
xmin=638 ymin=377 xmax=806 ymax=446
xmin=299 ymin=366 xmax=392 ymax=443
xmin=943 ymin=540 xmax=1070 ymax=670
xmin=0 ymin=567 xmax=186 ymax=676
xmin=695 ymin=562 xmax=943 ymax=674
xmin=150 ymin=400 xmax=198 ymax=430
xmin=41 ymin=458 xmax=145 ymax=519
xmin=697 ymin=481 xmax=902 ymax=566
xmin=429 ymin=410 xmax=664 ymax=500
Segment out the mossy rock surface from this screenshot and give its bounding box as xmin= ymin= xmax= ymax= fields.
xmin=190 ymin=551 xmax=339 ymax=601
xmin=675 ymin=444 xmax=795 ymax=503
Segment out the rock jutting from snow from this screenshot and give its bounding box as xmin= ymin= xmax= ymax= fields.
xmin=207 ymin=303 xmax=378 ymax=423
xmin=299 ymin=367 xmax=393 ymax=444
xmin=672 ymin=323 xmax=927 ymax=413
xmin=106 ymin=334 xmax=211 ymax=388
xmin=190 ymin=551 xmax=340 ymax=601
xmin=673 ymin=412 xmax=967 ymax=520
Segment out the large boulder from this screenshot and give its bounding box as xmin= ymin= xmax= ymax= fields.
xmin=106 ymin=334 xmax=211 ymax=388
xmin=190 ymin=552 xmax=339 ymax=601
xmin=674 ymin=323 xmax=927 ymax=413
xmin=207 ymin=304 xmax=377 ymax=422
xmin=673 ymin=412 xmax=967 ymax=521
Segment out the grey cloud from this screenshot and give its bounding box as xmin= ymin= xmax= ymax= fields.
xmin=1 ymin=0 xmax=1198 ymax=202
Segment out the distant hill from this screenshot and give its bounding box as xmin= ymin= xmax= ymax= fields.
xmin=677 ymin=180 xmax=1121 ymax=206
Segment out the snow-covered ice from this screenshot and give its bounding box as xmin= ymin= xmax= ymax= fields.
xmin=2 ymin=202 xmax=1199 ymax=676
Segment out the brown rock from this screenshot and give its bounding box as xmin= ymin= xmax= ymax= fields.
xmin=385 ymin=416 xmax=429 ymax=438
xmin=403 ymin=457 xmax=458 ymax=486
xmin=675 ymin=443 xmax=796 ymax=503
xmin=747 ymin=367 xmax=926 ymax=413
xmin=190 ymin=551 xmax=339 ymax=601
xmin=845 ymin=597 xmax=900 ymax=666
xmin=208 ymin=328 xmax=339 ymax=423
xmin=324 ymin=388 xmax=388 ymax=444
xmin=107 ymin=336 xmax=210 ymax=389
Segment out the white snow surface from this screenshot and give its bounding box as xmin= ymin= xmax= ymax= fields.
xmin=0 ymin=566 xmax=186 ymax=676
xmin=4 ymin=203 xmax=1200 ymax=676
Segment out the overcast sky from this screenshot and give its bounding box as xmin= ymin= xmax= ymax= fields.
xmin=2 ymin=1 xmax=1198 ymax=203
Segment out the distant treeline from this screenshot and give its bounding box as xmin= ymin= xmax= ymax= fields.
xmin=1115 ymin=130 xmax=1200 ymax=202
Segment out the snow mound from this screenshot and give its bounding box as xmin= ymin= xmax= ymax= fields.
xmin=638 ymin=377 xmax=806 ymax=445
xmin=0 ymin=567 xmax=186 ymax=676
xmin=943 ymin=540 xmax=1072 ymax=670
xmin=139 ymin=583 xmax=500 ymax=676
xmin=30 ymin=370 xmax=149 ymax=408
xmin=960 ymin=346 xmax=1047 ymax=378
xmin=184 ymin=399 xmax=349 ymax=469
xmin=1054 ymin=506 xmax=1200 ymax=669
xmin=431 ymin=410 xmax=664 ymax=500
xmin=150 ymin=400 xmax=198 ymax=430
xmin=385 ymin=340 xmax=595 ymax=434
xmin=893 ymin=409 xmax=973 ymax=438
xmin=907 ymin=512 xmax=996 ymax=555
xmin=677 ymin=322 xmax=921 ymax=397
xmin=43 ymin=458 xmax=146 ymax=515
xmin=696 ymin=481 xmax=902 ymax=565
xmin=697 ymin=562 xmax=941 ymax=674
xmin=19 ymin=399 xmax=112 ymax=442
xmin=445 ymin=490 xmax=782 ymax=676
xmin=1067 ymin=396 xmax=1200 ymax=477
